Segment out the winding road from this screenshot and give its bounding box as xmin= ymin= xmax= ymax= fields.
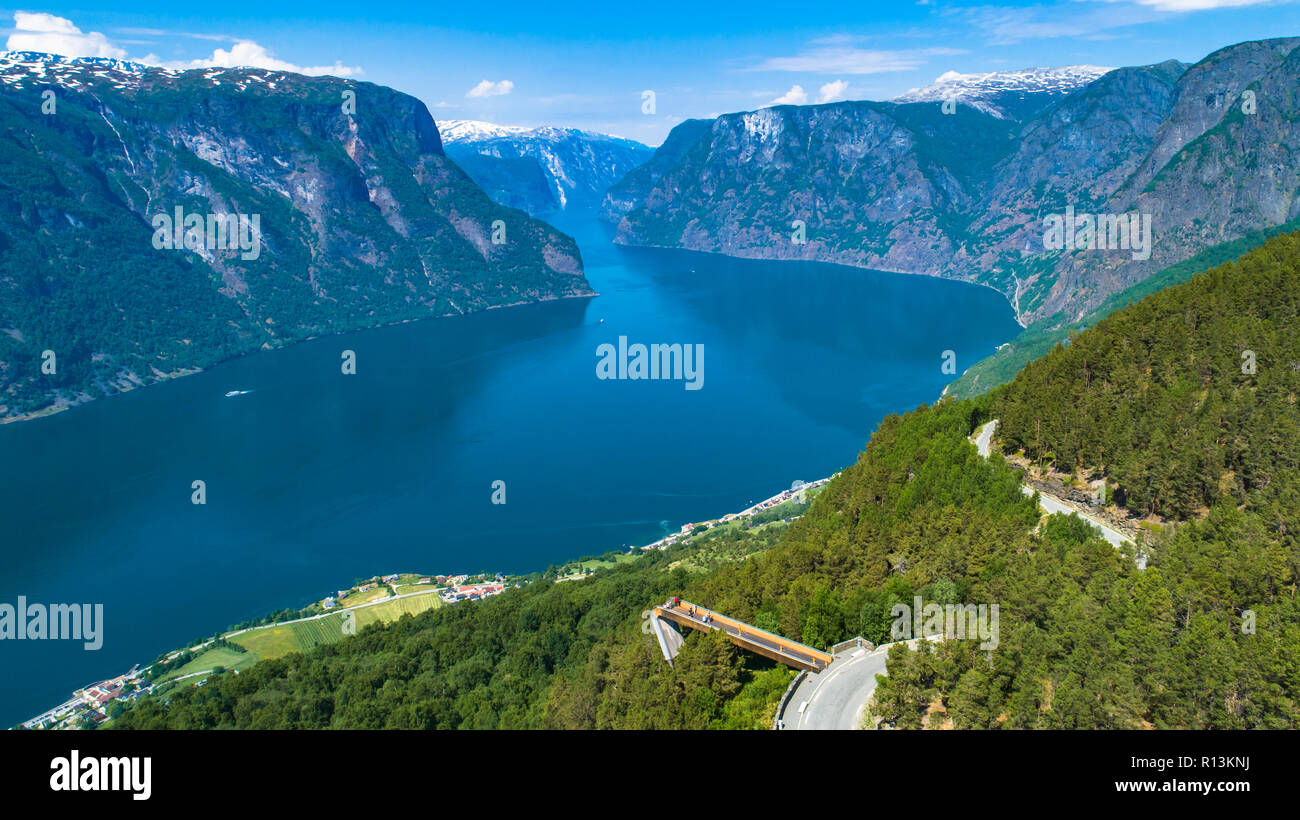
xmin=975 ymin=420 xmax=1135 ymax=555
xmin=779 ymin=637 xmax=939 ymax=730
xmin=781 ymin=421 xmax=1140 ymax=730
xmin=780 ymin=645 xmax=889 ymax=730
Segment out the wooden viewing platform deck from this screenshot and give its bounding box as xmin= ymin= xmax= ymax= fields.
xmin=652 ymin=600 xmax=834 ymax=672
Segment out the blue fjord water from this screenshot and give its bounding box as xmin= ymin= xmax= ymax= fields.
xmin=0 ymin=213 xmax=1020 ymax=724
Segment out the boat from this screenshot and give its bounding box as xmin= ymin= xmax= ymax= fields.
xmin=224 ymin=390 xmax=253 ymax=397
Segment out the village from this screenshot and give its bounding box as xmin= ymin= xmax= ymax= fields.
xmin=639 ymin=476 xmax=833 ymax=553
xmin=321 ymin=573 xmax=508 ymax=609
xmin=18 ymin=569 xmax=510 ymax=730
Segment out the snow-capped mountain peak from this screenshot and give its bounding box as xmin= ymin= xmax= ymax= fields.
xmin=438 ymin=120 xmax=653 ymax=214
xmin=436 ymin=119 xmax=634 ymax=144
xmin=436 ymin=119 xmax=534 ymax=142
xmin=0 ymin=50 xmax=312 ymax=94
xmin=894 ymin=65 xmax=1115 ymax=117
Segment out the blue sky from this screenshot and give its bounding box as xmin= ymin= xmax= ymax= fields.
xmin=3 ymin=1 xmax=1299 ymax=144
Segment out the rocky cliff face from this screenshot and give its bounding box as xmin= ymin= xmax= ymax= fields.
xmin=441 ymin=121 xmax=651 ymax=215
xmin=1037 ymin=39 xmax=1300 ymax=320
xmin=615 ymin=101 xmax=1019 ymax=276
xmin=0 ymin=53 xmax=590 ymax=420
xmin=611 ymin=37 xmax=1300 ymax=325
xmin=600 ymin=118 xmax=712 ymax=222
xmin=445 ymin=151 xmax=561 ymax=214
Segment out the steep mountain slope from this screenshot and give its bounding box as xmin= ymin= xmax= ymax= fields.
xmin=964 ymin=60 xmax=1189 ymax=310
xmin=1036 ymin=38 xmax=1300 ymax=320
xmin=615 ymin=102 xmax=1019 ymax=274
xmin=612 ymin=37 xmax=1300 ymax=326
xmin=600 ymin=117 xmax=712 ymax=222
xmin=992 ymin=230 xmax=1300 ymax=522
xmin=440 ymin=120 xmax=652 ymax=215
xmin=0 ymin=53 xmax=589 ymax=421
xmin=947 ymin=213 xmax=1300 ymax=400
xmin=444 ymin=151 xmax=560 ymax=214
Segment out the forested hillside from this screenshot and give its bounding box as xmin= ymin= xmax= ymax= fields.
xmin=992 ymin=230 xmax=1300 ymax=522
xmin=946 ymin=214 xmax=1300 ymax=401
xmin=114 ymin=231 xmax=1300 ymax=730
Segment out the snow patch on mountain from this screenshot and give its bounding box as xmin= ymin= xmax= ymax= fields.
xmin=438 ymin=119 xmax=633 ymax=144
xmin=895 ymin=65 xmax=1115 ymax=117
xmin=436 ymin=119 xmax=533 ymax=142
xmin=440 ymin=120 xmax=652 ymax=213
xmin=0 ymin=50 xmax=294 ymax=93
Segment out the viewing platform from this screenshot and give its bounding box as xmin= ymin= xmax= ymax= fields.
xmin=651 ymin=599 xmax=833 ymax=672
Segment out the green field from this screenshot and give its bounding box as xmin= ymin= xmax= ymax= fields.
xmin=394 ymin=583 xmax=441 ymax=596
xmin=338 ymin=586 xmax=392 ymax=608
xmin=137 ymin=586 xmax=449 ymax=711
xmin=231 ymin=612 xmax=349 ymax=659
xmin=155 ymin=646 xmax=257 ymax=683
xmin=353 ymin=593 xmax=443 ymax=630
xmin=578 ymin=553 xmax=637 ymax=571
xmin=228 ymin=594 xmax=445 ymax=661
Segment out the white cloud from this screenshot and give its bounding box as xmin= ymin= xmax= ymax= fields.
xmin=158 ymin=40 xmax=360 ymax=77
xmin=957 ymin=3 xmax=1174 ymax=45
xmin=113 ymin=27 xmax=231 ymax=42
xmin=752 ymin=46 xmax=965 ymax=75
xmin=5 ymin=12 xmax=125 ymax=59
xmin=767 ymin=85 xmax=809 ymax=106
xmin=817 ymin=79 xmax=850 ymax=103
xmin=4 ymin=13 xmax=360 ymax=77
xmin=1100 ymin=0 xmax=1270 ymax=10
xmin=466 ymin=79 xmax=514 ymax=98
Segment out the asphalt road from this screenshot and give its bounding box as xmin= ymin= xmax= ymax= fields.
xmin=780 ymin=421 xmax=1147 ymax=731
xmin=973 ymin=420 xmax=1137 ymax=558
xmin=974 ymin=419 xmax=998 ymax=458
xmin=781 ymin=645 xmax=890 ymax=730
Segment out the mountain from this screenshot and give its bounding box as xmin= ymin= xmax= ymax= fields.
xmin=437 ymin=120 xmax=531 ymax=141
xmin=0 ymin=53 xmax=589 ymax=422
xmin=445 ymin=152 xmax=561 ymax=214
xmin=439 ymin=120 xmax=653 ymax=216
xmin=609 ymin=37 xmax=1300 ymax=327
xmin=991 ymin=229 xmax=1300 ymax=523
xmin=946 ymin=212 xmax=1300 ymax=400
xmin=600 ymin=117 xmax=713 ymax=223
xmin=613 ymin=100 xmax=1021 ymax=278
xmin=893 ymin=65 xmax=1114 ymax=120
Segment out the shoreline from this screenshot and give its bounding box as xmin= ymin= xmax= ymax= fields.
xmin=637 ymin=474 xmax=835 ymax=552
xmin=0 ymin=290 xmax=597 ymax=427
xmin=16 ymin=570 xmax=507 ymax=729
xmin=609 ymin=237 xmax=1027 ymax=329
xmin=17 ymin=471 xmax=838 ymax=728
